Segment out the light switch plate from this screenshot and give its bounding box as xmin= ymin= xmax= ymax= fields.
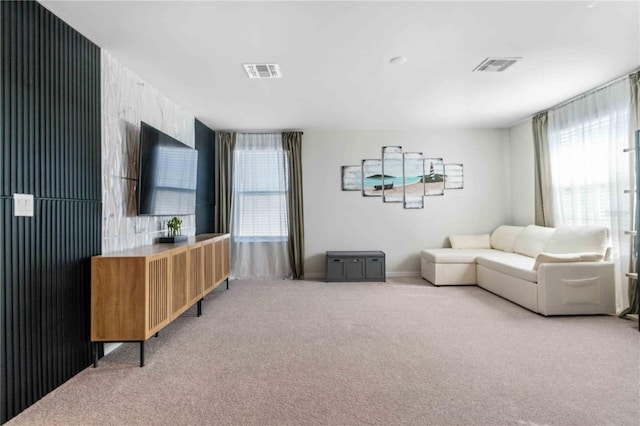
xmin=14 ymin=193 xmax=34 ymax=217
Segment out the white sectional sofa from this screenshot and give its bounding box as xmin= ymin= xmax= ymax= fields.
xmin=420 ymin=225 xmax=616 ymax=316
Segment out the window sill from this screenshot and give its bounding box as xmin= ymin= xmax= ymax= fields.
xmin=233 ymin=236 xmax=288 ymax=243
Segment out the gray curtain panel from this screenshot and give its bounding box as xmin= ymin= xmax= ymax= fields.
xmin=532 ymin=112 xmax=554 ymax=227
xmin=621 ymin=71 xmax=640 ymax=317
xmin=215 ymin=132 xmax=236 ymax=234
xmin=282 ymin=131 xmax=305 ymax=279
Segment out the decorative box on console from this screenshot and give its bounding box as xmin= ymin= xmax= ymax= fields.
xmin=325 ymin=251 xmax=386 ymax=282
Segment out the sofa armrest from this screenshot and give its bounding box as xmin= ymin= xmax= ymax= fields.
xmin=536 ymin=262 xmax=615 ymax=316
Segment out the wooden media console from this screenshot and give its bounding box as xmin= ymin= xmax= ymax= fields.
xmin=91 ymin=233 xmax=230 ymax=367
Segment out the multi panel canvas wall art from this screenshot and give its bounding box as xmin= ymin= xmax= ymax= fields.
xmin=362 ymin=159 xmax=383 ymax=197
xmin=342 ymin=165 xmax=362 ymax=191
xmin=403 ymin=152 xmax=424 ymax=209
xmin=444 ymin=163 xmax=464 ymax=189
xmin=424 ymin=158 xmax=444 ymax=196
xmin=340 ymin=146 xmax=463 ymax=209
xmin=382 ymin=146 xmax=403 ymax=203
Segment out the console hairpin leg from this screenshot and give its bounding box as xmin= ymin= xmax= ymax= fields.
xmin=197 ymin=299 xmax=202 ymax=317
xmin=226 ymin=278 xmax=229 ymax=290
xmin=140 ymin=341 xmax=145 ymax=367
xmin=92 ymin=342 xmax=99 ymax=368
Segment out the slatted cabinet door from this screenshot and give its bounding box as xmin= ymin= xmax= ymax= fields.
xmin=211 ymin=234 xmax=231 ymax=289
xmin=170 ymin=247 xmax=190 ymax=320
xmin=146 ymin=256 xmax=171 ymax=337
xmin=214 ymin=238 xmax=224 ymax=285
xmin=222 ymin=236 xmax=230 ymax=278
xmin=203 ymin=239 xmax=216 ymax=295
xmin=188 ymin=244 xmax=204 ymax=306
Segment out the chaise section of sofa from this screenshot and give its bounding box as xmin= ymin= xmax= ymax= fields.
xmin=420 ymin=248 xmax=498 ymax=285
xmin=420 ymin=225 xmax=527 ymax=286
xmin=420 ymin=224 xmax=616 ymax=316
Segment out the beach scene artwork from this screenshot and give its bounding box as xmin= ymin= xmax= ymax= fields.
xmin=403 ymin=152 xmax=425 ymax=209
xmin=362 ymin=159 xmax=383 ymax=197
xmin=444 ymin=163 xmax=464 ymax=189
xmin=382 ymin=146 xmax=404 ymax=203
xmin=341 ymin=145 xmax=464 ymax=208
xmin=423 ymin=158 xmax=444 ymax=196
xmin=342 ymin=165 xmax=362 ymax=191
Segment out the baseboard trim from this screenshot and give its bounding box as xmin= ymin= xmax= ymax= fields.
xmin=387 ymin=271 xmax=421 ymax=278
xmin=304 ymin=272 xmax=324 ymax=280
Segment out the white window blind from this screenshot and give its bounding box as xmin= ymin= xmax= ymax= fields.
xmin=551 ymin=114 xmax=629 ymax=226
xmin=232 ymin=149 xmax=289 ymax=240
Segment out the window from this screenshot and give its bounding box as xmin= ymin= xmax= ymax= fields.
xmin=232 ymin=149 xmax=289 ymax=241
xmin=547 ymin=77 xmax=631 ymax=312
xmin=550 ymin=112 xmax=629 ymax=226
xmin=229 ymin=133 xmax=292 ymax=279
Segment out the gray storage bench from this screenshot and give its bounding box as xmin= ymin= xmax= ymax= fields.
xmin=325 ymin=251 xmax=386 ymax=282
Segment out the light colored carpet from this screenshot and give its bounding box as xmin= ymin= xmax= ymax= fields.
xmin=7 ymin=278 xmax=640 ymax=426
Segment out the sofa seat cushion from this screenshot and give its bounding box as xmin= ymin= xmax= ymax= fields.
xmin=420 ymin=248 xmax=500 ymax=264
xmin=476 ymin=253 xmax=538 ymax=282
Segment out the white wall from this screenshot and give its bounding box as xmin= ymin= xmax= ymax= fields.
xmin=507 ymin=119 xmax=535 ymax=225
xmin=302 ymin=129 xmax=512 ymax=277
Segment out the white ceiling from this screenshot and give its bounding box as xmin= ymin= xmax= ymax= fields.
xmin=40 ymin=0 xmax=640 ymax=131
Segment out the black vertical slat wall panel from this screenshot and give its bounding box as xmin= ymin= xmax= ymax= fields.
xmin=1 ymin=2 xmax=102 ymax=423
xmin=1 ymin=1 xmax=101 ymax=200
xmin=195 ymin=119 xmax=216 ymax=234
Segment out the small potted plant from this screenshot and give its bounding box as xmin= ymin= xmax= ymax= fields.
xmin=167 ymin=216 xmax=182 ymax=237
xmin=159 ymin=217 xmax=187 ymax=243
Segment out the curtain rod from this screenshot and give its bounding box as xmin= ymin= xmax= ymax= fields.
xmin=535 ymin=67 xmax=639 ymax=116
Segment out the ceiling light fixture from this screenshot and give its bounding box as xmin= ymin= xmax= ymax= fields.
xmin=389 ymin=56 xmax=408 ymax=65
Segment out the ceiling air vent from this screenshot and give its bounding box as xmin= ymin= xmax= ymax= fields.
xmin=243 ymin=63 xmax=282 ymax=79
xmin=473 ymin=57 xmax=521 ymax=72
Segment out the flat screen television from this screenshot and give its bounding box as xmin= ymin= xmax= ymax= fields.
xmin=137 ymin=121 xmax=198 ymax=216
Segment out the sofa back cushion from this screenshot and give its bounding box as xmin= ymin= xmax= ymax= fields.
xmin=449 ymin=234 xmax=491 ymax=249
xmin=545 ymin=225 xmax=609 ymax=256
xmin=490 ymin=225 xmax=525 ymax=252
xmin=512 ymin=225 xmax=556 ymax=258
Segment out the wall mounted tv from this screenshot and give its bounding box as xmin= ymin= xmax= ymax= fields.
xmin=137 ymin=121 xmax=198 ymax=216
